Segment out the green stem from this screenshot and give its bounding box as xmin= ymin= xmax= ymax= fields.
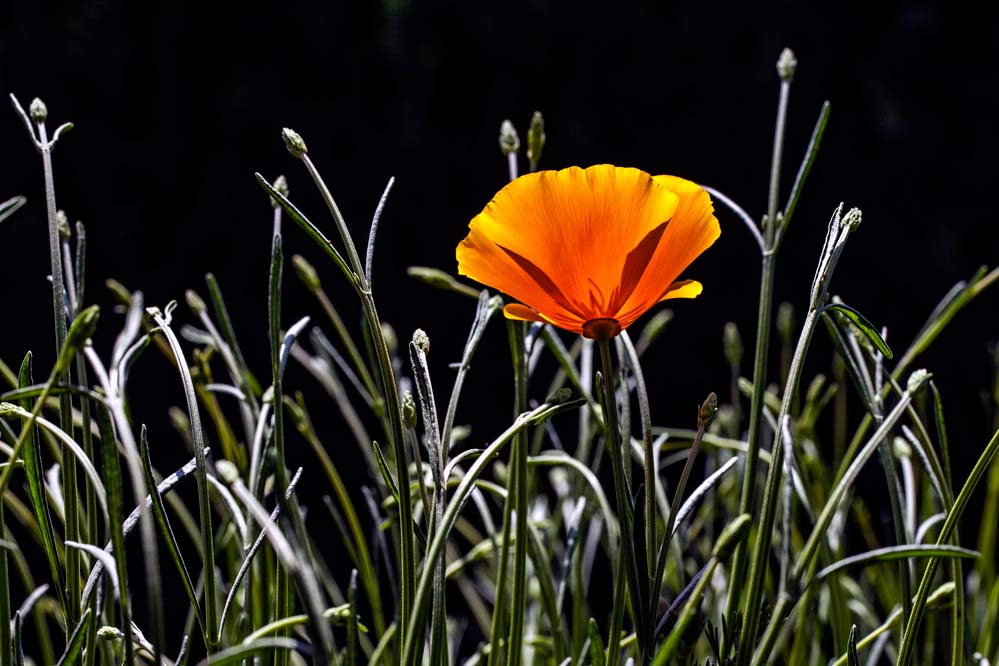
xmin=725 ymin=65 xmax=793 ymax=636
xmin=37 ymin=116 xmax=82 ymax=626
xmin=596 ymin=336 xmax=647 ymax=664
xmin=505 ymin=321 xmax=529 ymax=666
xmin=724 ymin=249 xmax=776 ymax=627
xmin=735 ymin=305 xmax=818 ymax=666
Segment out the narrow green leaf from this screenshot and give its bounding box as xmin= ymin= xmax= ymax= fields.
xmin=15 ymin=354 xmax=67 ymax=617
xmin=824 ymin=303 xmax=893 ymax=359
xmin=192 ymin=637 xmax=302 ymax=666
xmin=846 ymin=625 xmax=859 ymax=666
xmin=94 ymin=405 xmax=135 ymax=663
xmin=372 ymin=440 xmax=400 ymax=506
xmin=813 ymin=544 xmax=978 ymax=583
xmin=11 ymin=611 xmax=23 ymax=666
xmin=55 ymin=607 xmax=91 ymax=666
xmin=347 ymin=569 xmax=359 ymax=666
xmin=255 ymin=173 xmax=355 ymax=288
xmin=587 ymin=618 xmax=605 ymax=666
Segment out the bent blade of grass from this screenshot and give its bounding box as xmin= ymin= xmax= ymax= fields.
xmin=54 ymin=607 xmax=90 ymax=666
xmin=812 ymin=544 xmax=978 ymax=584
xmin=148 ymin=304 xmax=218 ymax=645
xmin=1 ymin=404 xmax=109 ymax=529
xmin=528 ymin=453 xmax=618 ymax=552
xmin=192 ymin=637 xmax=303 ymax=666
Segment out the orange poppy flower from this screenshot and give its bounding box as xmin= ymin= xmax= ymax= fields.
xmin=456 ymin=164 xmax=720 ymax=339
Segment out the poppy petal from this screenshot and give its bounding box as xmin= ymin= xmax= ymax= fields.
xmin=617 ymin=175 xmax=719 ymax=320
xmin=503 ymin=302 xmax=547 ymax=323
xmin=659 ymin=279 xmax=703 ymax=300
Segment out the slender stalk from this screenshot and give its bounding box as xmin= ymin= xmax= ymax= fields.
xmin=596 ymin=335 xmax=646 ymax=664
xmin=725 ymin=52 xmax=797 ymax=637
xmin=34 ymin=105 xmax=82 ymax=625
xmin=281 ymin=142 xmax=417 ymax=654
xmin=505 ymin=321 xmax=529 ymax=666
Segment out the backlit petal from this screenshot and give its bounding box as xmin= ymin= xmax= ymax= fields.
xmin=658 ymin=279 xmax=703 ymax=300
xmin=617 ymin=175 xmax=719 ymax=320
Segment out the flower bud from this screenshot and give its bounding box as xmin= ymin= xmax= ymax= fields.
xmin=381 ymin=322 xmax=398 ymax=356
xmin=527 ymin=111 xmax=545 ymax=166
xmin=776 ymin=48 xmax=797 ymax=83
xmin=907 ymin=369 xmax=931 ymax=394
xmin=185 ymin=289 xmax=207 ymax=315
xmin=843 ymin=207 xmax=862 ymax=232
xmin=282 ymin=128 xmax=308 ymax=158
xmin=29 ymin=97 xmax=48 ymax=122
xmin=723 ymin=322 xmax=742 ymax=367
xmin=698 ymin=392 xmax=718 ymax=429
xmin=292 ymin=254 xmax=322 ymax=293
xmin=56 ymin=210 xmax=71 ymax=241
xmin=412 ymin=328 xmax=430 ymax=354
xmin=215 ymin=459 xmax=240 ymax=484
xmin=499 ymin=119 xmax=520 ymax=157
xmin=270 ymin=174 xmax=289 ymax=208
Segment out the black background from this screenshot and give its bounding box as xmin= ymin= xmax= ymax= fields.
xmin=0 ymin=0 xmax=997 ymax=648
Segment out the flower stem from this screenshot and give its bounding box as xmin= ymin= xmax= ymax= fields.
xmin=724 ymin=58 xmax=792 ymax=640
xmin=505 ymin=321 xmax=529 ymax=666
xmin=596 ymin=336 xmax=647 ymax=664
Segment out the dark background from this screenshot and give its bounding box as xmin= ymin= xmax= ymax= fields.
xmin=0 ymin=0 xmax=996 ymax=648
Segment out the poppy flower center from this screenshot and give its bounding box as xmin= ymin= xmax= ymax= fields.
xmin=582 ymin=317 xmax=622 ymax=340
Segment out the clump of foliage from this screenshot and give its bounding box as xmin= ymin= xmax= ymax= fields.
xmin=1 ymin=49 xmax=997 ymax=666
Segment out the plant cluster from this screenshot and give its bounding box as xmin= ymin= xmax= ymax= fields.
xmin=1 ymin=49 xmax=997 ymax=666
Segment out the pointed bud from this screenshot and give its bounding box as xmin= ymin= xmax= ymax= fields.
xmin=215 ymin=459 xmax=240 ymax=484
xmin=698 ymin=392 xmax=718 ymax=429
xmin=723 ymin=322 xmax=742 ymax=367
xmin=185 ymin=289 xmax=207 ymax=315
xmin=407 ymin=266 xmax=455 ymax=291
xmin=499 ymin=119 xmax=520 ymax=157
xmin=777 ymin=48 xmax=798 ymax=82
xmin=545 ymin=387 xmax=572 ymax=405
xmin=907 ymin=369 xmax=931 ymax=394
xmin=270 ymin=175 xmax=289 ymax=208
xmin=527 ymin=111 xmax=545 ymax=166
xmin=282 ymin=128 xmax=308 ymax=158
xmin=381 ymin=322 xmax=398 ymax=356
xmin=29 ymin=97 xmax=47 ymax=122
xmin=412 ymin=328 xmax=430 ymax=354
xmin=56 ymin=210 xmax=71 ymax=241
xmin=892 ymin=436 xmax=912 ymax=459
xmin=292 ymin=254 xmax=322 ymax=293
xmin=843 ymin=207 xmax=862 ymax=232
